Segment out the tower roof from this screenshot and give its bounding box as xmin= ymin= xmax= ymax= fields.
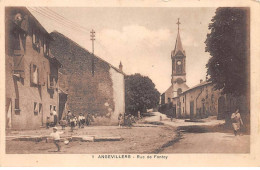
xmin=172 ymin=19 xmax=185 ymax=56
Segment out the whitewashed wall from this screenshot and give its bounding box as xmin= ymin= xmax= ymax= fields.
xmin=109 ymin=67 xmax=125 ymax=123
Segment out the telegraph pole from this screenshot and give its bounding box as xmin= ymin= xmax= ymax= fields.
xmin=90 ymin=29 xmax=95 ymax=54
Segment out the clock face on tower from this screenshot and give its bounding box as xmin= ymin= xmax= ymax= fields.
xmin=177 ymin=61 xmax=182 ymax=65
xmin=176 ymin=78 xmax=184 ymax=84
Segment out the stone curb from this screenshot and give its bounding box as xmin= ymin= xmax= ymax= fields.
xmin=8 ymin=135 xmax=123 ymax=142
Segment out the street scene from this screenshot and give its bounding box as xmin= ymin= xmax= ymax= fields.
xmin=5 ymin=7 xmax=250 ymax=154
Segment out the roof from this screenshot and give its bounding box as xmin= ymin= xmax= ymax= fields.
xmin=172 ymin=29 xmax=185 ymax=56
xmin=48 ymin=52 xmax=62 ymax=68
xmin=182 ymin=81 xmax=212 ymax=94
xmin=162 ymin=84 xmax=173 ymax=95
xmin=6 ymin=7 xmax=53 ymax=40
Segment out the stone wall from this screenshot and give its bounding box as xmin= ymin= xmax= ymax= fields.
xmin=51 ymin=31 xmax=125 ymax=125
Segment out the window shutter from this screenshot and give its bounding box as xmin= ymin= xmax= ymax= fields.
xmin=39 ymin=67 xmax=45 ymax=86
xmin=13 ymin=55 xmax=24 ymax=72
xmin=30 ymin=63 xmax=33 ymax=85
xmin=34 ymin=102 xmax=38 ymax=112
xmin=47 ymin=73 xmax=50 ymax=89
xmin=37 ymin=67 xmax=39 ymax=85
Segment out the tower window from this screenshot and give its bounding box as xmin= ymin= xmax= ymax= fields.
xmin=176 ymin=60 xmax=183 ymax=74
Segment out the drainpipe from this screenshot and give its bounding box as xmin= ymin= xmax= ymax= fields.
xmin=195 ymin=89 xmax=203 ymax=120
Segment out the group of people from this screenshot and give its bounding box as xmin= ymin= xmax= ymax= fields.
xmin=47 ymin=110 xmax=93 ymax=131
xmin=118 ymin=113 xmax=136 ymax=128
xmin=63 ymin=111 xmax=93 ymax=131
xmin=46 ymin=109 xmax=58 ymax=128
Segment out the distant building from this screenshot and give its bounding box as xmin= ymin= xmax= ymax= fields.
xmin=5 ymin=7 xmax=62 ymax=129
xmin=172 ymin=80 xmax=248 ymax=121
xmin=50 ymin=31 xmax=125 ymax=125
xmin=173 ymin=80 xmax=222 ymax=119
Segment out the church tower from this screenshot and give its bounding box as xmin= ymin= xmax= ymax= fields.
xmin=161 ymin=18 xmax=189 ymax=104
xmin=171 ymin=18 xmax=189 ymax=97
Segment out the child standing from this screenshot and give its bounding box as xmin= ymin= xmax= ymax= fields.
xmin=60 ymin=117 xmax=67 ymax=130
xmin=50 ymin=127 xmax=64 ymax=152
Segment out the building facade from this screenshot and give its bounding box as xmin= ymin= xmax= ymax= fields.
xmin=173 ymin=81 xmax=222 ymax=119
xmin=5 ymin=7 xmax=62 ymax=129
xmin=173 ymin=80 xmax=248 ymax=121
xmin=50 ymin=31 xmax=125 ymax=125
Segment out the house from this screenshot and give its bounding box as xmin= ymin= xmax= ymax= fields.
xmin=173 ymin=80 xmax=249 ymax=121
xmin=173 ymin=80 xmax=222 ymax=119
xmin=5 ymin=7 xmax=62 ymax=129
xmin=50 ymin=31 xmax=125 ymax=125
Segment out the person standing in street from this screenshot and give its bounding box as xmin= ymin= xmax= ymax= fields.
xmin=118 ymin=113 xmax=123 ymax=128
xmin=231 ymin=109 xmax=244 ymax=136
xmin=53 ymin=108 xmax=58 ymax=126
xmin=50 ymin=127 xmax=64 ymax=152
xmin=78 ymin=113 xmax=85 ymax=128
xmin=70 ymin=115 xmax=76 ymax=132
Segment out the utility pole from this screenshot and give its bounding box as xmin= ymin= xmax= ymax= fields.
xmin=90 ymin=29 xmax=95 ymax=76
xmin=90 ymin=29 xmax=95 ymax=54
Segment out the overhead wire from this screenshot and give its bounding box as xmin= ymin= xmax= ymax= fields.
xmin=28 ymin=7 xmax=89 ymax=34
xmin=28 ymin=7 xmax=114 ymax=60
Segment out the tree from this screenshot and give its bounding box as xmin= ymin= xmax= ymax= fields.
xmin=205 ymin=8 xmax=249 ymax=96
xmin=125 ymin=73 xmax=160 ymax=115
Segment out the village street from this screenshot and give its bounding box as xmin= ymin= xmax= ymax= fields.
xmin=6 ymin=112 xmax=249 ymax=154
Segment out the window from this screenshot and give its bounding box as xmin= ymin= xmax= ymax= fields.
xmin=43 ymin=41 xmax=50 ymax=57
xmin=50 ymin=105 xmax=52 ymax=114
xmin=47 ymin=74 xmax=57 ymax=89
xmin=32 ymin=30 xmax=40 ymax=52
xmin=53 ymin=106 xmax=56 ymax=111
xmin=34 ymin=102 xmax=38 ymax=115
xmin=168 ymin=98 xmax=171 ymax=103
xmin=177 ymin=88 xmax=182 ymax=96
xmin=31 ymin=64 xmax=39 ymax=85
xmin=39 ymin=103 xmax=42 ymax=115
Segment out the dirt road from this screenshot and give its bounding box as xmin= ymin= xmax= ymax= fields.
xmin=143 ymin=112 xmax=250 ymax=153
xmin=6 ymin=125 xmax=176 ymax=154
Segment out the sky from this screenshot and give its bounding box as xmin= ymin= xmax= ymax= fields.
xmin=28 ymin=7 xmax=217 ymax=93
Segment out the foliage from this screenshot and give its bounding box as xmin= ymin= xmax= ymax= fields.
xmin=205 ymin=8 xmax=249 ymax=96
xmin=125 ymin=73 xmax=160 ymax=115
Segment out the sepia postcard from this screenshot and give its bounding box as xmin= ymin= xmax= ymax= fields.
xmin=0 ymin=0 xmax=260 ymax=167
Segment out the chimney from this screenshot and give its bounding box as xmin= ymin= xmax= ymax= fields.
xmin=119 ymin=61 xmax=123 ymax=72
xmin=200 ymin=79 xmax=203 ymax=83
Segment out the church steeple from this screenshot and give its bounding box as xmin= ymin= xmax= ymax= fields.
xmin=172 ymin=18 xmax=185 ymax=56
xmin=171 ymin=18 xmax=187 ymax=86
